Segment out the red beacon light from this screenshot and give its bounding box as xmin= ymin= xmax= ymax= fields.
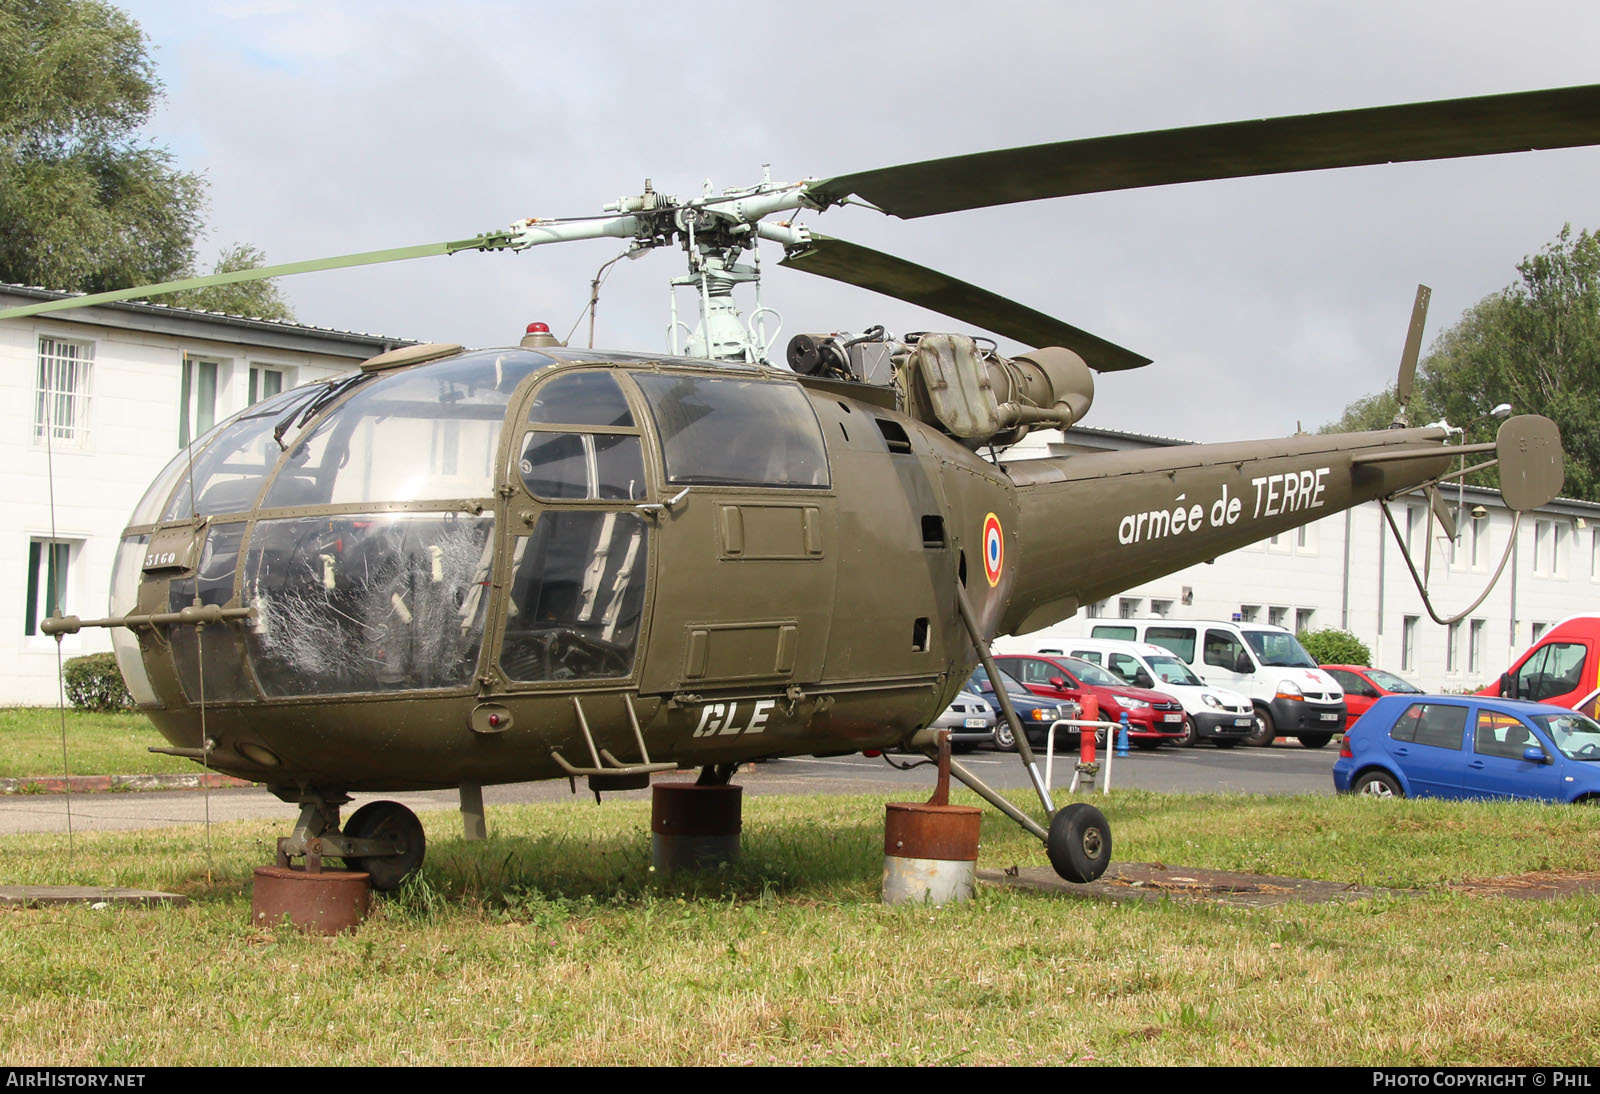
xmin=520 ymin=320 xmax=564 ymax=349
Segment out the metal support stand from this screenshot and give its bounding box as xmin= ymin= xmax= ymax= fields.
xmin=460 ymin=782 xmax=486 ymax=841
xmin=883 ymin=730 xmax=981 ymax=905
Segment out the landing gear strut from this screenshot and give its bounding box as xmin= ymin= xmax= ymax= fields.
xmin=935 ymin=583 xmax=1114 ymax=884
xmin=273 ymin=792 xmax=427 ymax=892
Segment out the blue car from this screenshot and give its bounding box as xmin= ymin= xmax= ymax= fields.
xmin=1333 ymin=694 xmax=1600 ymax=803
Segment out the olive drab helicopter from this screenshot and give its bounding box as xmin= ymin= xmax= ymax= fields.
xmin=6 ymin=84 xmax=1594 ymax=889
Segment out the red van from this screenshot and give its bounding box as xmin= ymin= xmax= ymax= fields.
xmin=1479 ymin=615 xmax=1600 ymax=716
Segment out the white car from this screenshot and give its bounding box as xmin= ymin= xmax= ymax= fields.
xmin=930 ymin=690 xmax=995 ymax=751
xmin=1033 ymin=637 xmax=1254 ymax=748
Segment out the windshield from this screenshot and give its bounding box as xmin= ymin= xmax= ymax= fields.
xmin=1531 ymin=712 xmax=1600 ymax=760
xmin=1063 ymin=657 xmax=1119 ymax=687
xmin=1243 ymin=630 xmax=1317 ymax=668
xmin=968 ymin=666 xmax=1029 ymax=696
xmin=1147 ymin=654 xmax=1202 ymax=686
xmin=1367 ymin=669 xmax=1422 ymax=694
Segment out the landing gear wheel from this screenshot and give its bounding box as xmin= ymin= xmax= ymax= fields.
xmin=1297 ymin=733 xmax=1333 ymax=749
xmin=1047 ymin=803 xmax=1113 ymax=883
xmin=342 ymin=801 xmax=426 ymax=891
xmin=1245 ymin=706 xmax=1276 ymax=747
xmin=1172 ymin=717 xmax=1198 ymax=749
xmin=992 ymin=721 xmax=1017 ymax=752
xmin=1353 ymin=770 xmax=1403 ymax=799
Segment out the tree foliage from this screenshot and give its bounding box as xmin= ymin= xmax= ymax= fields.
xmin=1297 ymin=628 xmax=1372 ymax=667
xmin=1323 ymin=225 xmax=1600 ymax=500
xmin=62 ymin=652 xmax=131 ymax=711
xmin=0 ymin=0 xmax=292 ymax=318
xmin=167 ymin=243 xmax=295 ymax=321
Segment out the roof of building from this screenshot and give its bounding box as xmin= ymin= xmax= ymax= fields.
xmin=0 ymin=282 xmax=419 ymax=359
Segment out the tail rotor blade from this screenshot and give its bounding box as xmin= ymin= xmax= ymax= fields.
xmin=1392 ymin=284 xmax=1431 ymax=426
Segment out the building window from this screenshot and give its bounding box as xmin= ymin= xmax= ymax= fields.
xmin=1238 ymin=604 xmax=1260 ymax=623
xmin=180 ymin=355 xmax=221 ymax=448
xmin=1118 ymin=597 xmax=1142 ymax=619
xmin=1533 ymin=519 xmax=1551 ymax=575
xmin=1402 ymin=615 xmax=1418 ymax=672
xmin=1469 ymin=619 xmax=1486 ymax=674
xmin=1405 ymin=505 xmax=1423 ymax=555
xmin=1150 ymin=599 xmax=1173 ymax=618
xmin=1470 ymin=518 xmax=1486 ymax=569
xmin=1268 ymin=605 xmax=1288 ymax=629
xmin=1086 ymin=600 xmax=1107 ymax=619
xmin=1532 ymin=622 xmax=1549 ymax=642
xmin=1446 ymin=621 xmax=1461 ymax=673
xmin=24 ymin=539 xmax=73 ymax=635
xmin=1592 ymin=528 xmax=1600 ymax=581
xmin=248 ymin=365 xmax=284 ymax=405
xmin=1554 ymin=523 xmax=1567 ymax=576
xmin=34 ymin=336 xmax=94 ymax=449
xmin=1295 ymin=608 xmax=1315 ymax=635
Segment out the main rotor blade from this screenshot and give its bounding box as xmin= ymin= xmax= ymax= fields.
xmin=811 ymin=84 xmax=1600 ymax=219
xmin=0 ymin=231 xmax=516 ymax=321
xmin=779 ymin=233 xmax=1149 ymax=371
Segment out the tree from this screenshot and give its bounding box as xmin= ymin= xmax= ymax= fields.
xmin=1297 ymin=628 xmax=1372 ymax=667
xmin=0 ymin=0 xmax=293 ymax=319
xmin=1322 ymin=225 xmax=1600 ymax=500
xmin=167 ymin=243 xmax=296 ymax=321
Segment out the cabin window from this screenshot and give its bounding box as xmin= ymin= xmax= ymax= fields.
xmin=159 ymin=386 xmax=321 ymax=520
xmin=527 ymin=370 xmax=634 ymax=429
xmin=500 ymin=511 xmax=649 ymax=683
xmin=519 ymin=431 xmax=646 ymax=501
xmin=633 ymin=373 xmax=829 ymax=488
xmin=263 ymin=351 xmax=541 ymax=508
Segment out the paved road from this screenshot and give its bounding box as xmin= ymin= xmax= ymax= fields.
xmin=0 ymin=741 xmax=1339 ymax=837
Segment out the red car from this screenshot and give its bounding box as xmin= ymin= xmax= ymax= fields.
xmin=1321 ymin=665 xmax=1423 ymax=726
xmin=994 ymin=653 xmax=1187 ymax=746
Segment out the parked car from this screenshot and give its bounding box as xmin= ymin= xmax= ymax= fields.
xmin=963 ymin=666 xmax=1079 ymax=752
xmin=1475 ymin=614 xmax=1600 ymax=716
xmin=1322 ymin=665 xmax=1422 ymax=726
xmin=1021 ymin=638 xmax=1254 ymax=748
xmin=931 ymin=690 xmax=995 ymax=751
xmin=1084 ymin=618 xmax=1346 ymax=747
xmin=991 ymin=652 xmax=1187 ymax=748
xmin=1333 ymin=694 xmax=1600 ymax=803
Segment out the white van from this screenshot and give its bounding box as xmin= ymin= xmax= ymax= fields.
xmin=1085 ymin=619 xmax=1347 ymax=748
xmin=1041 ymin=637 xmax=1255 ymax=748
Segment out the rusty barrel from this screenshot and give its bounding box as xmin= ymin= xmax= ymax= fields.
xmin=252 ymin=866 xmax=371 ymax=935
xmin=882 ymin=802 xmax=982 ymax=905
xmin=651 ymin=783 xmax=742 ymax=873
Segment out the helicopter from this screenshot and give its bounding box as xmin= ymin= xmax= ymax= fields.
xmin=5 ymin=83 xmax=1591 ymax=889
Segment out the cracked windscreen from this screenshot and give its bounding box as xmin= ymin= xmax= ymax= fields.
xmin=243 ymin=512 xmax=494 ymax=696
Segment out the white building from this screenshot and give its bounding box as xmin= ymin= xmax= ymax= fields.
xmin=1010 ymin=426 xmax=1600 ymax=692
xmin=4 ymin=284 xmax=409 ymax=705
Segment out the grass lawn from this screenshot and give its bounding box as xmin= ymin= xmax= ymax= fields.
xmin=0 ymin=708 xmax=200 ymax=778
xmin=3 ymin=788 xmax=1599 ymax=1065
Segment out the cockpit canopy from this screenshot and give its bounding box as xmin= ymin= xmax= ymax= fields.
xmin=116 ymin=348 xmax=833 ymax=707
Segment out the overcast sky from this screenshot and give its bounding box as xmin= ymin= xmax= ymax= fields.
xmin=113 ymin=0 xmax=1600 ymax=442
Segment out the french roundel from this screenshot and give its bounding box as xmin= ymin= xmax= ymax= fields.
xmin=982 ymin=513 xmax=1004 ymax=587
